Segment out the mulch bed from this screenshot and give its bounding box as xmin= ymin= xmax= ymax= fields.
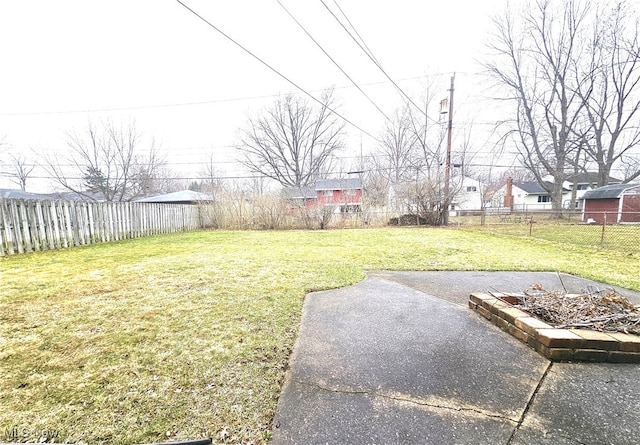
xmin=503 ymin=284 xmax=640 ymax=335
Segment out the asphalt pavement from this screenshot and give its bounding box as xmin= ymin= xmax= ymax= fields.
xmin=270 ymin=271 xmax=640 ymax=445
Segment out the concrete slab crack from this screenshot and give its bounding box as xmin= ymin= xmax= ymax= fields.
xmin=295 ymin=379 xmax=519 ymax=424
xmin=506 ymin=361 xmax=553 ymax=444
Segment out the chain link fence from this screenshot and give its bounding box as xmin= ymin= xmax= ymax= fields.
xmin=449 ymin=210 xmax=640 ymax=255
xmin=197 ymin=201 xmax=640 ymax=255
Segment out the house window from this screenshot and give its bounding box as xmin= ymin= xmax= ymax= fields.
xmin=577 ymin=184 xmax=591 ymax=190
xmin=322 ymin=190 xmax=333 ymax=197
xmin=466 ymin=186 xmax=477 ymax=192
xmin=344 ymin=189 xmax=357 ymax=196
xmin=538 ymin=195 xmax=552 ymax=203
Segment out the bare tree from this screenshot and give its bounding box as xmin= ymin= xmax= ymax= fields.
xmin=485 ymin=0 xmax=590 ymax=215
xmin=374 ymin=84 xmax=462 ymax=224
xmin=620 ymin=153 xmax=640 ymax=180
xmin=486 ymin=0 xmax=640 ymax=217
xmin=574 ymin=1 xmax=640 ymax=185
xmin=377 ymin=105 xmax=418 ymax=183
xmin=43 ymin=120 xmax=167 ymax=201
xmin=362 ymin=164 xmax=390 ymax=208
xmin=197 ymin=153 xmax=226 ymax=198
xmin=236 ymin=89 xmax=345 ymax=187
xmin=7 ymin=153 xmax=36 ymax=191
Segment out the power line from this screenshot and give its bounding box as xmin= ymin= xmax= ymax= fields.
xmin=332 ymin=0 xmax=381 ymax=66
xmin=175 ymin=0 xmax=381 ymax=142
xmin=319 ymin=0 xmax=437 ymax=124
xmin=275 ymin=0 xmax=391 ymax=122
xmin=0 ymin=75 xmax=442 ymax=117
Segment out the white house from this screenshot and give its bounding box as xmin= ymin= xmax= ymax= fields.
xmin=494 ymin=180 xmax=571 ymax=211
xmin=450 ymin=177 xmax=483 ymax=213
xmin=556 ymin=173 xmax=622 ymax=209
xmin=494 ymin=173 xmax=623 ymax=211
xmin=388 ymin=176 xmax=485 ymax=214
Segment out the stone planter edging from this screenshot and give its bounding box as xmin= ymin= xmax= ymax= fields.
xmin=469 ymin=292 xmax=640 ymax=363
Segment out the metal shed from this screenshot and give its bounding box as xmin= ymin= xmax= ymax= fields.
xmin=582 ymin=183 xmax=640 ymax=224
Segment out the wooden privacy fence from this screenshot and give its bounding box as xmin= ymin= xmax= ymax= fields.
xmin=0 ymin=199 xmax=203 ymax=256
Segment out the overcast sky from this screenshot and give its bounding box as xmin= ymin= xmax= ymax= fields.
xmin=0 ymin=0 xmax=509 ymax=192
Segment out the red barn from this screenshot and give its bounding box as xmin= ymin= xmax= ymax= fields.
xmin=582 ymin=183 xmax=640 ymax=224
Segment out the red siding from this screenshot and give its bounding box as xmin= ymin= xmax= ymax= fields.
xmin=583 ymin=199 xmax=619 ymax=224
xmin=584 ymin=185 xmax=640 ymax=224
xmin=316 ymin=189 xmax=363 ymax=206
xmin=621 ymin=192 xmax=640 ymax=222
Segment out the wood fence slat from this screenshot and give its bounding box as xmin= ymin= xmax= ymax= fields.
xmin=50 ymin=201 xmax=62 ymax=249
xmin=26 ymin=201 xmax=40 ymax=252
xmin=87 ymin=202 xmax=96 ymax=244
xmin=70 ymin=201 xmax=80 ymax=246
xmin=97 ymin=203 xmax=106 ymax=243
xmin=124 ymin=202 xmax=131 ymax=239
xmin=55 ymin=201 xmax=65 ymax=248
xmin=10 ymin=200 xmax=24 ymax=254
xmin=61 ymin=201 xmax=73 ymax=248
xmin=0 ymin=200 xmax=9 ymax=256
xmin=0 ymin=199 xmax=202 ymax=256
xmin=1 ymin=200 xmax=14 ymax=255
xmin=19 ymin=200 xmax=34 ymax=253
xmin=35 ymin=201 xmax=47 ymax=251
xmin=76 ymin=202 xmax=86 ymax=245
xmin=105 ymin=202 xmax=113 ymax=242
xmin=42 ymin=201 xmax=55 ymax=250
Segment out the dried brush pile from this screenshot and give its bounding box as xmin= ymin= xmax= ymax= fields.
xmin=506 ymin=284 xmax=640 ymax=335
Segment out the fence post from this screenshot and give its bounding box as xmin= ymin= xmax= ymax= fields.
xmin=600 ymin=212 xmax=606 ymax=249
xmin=529 ymin=216 xmax=534 ymax=236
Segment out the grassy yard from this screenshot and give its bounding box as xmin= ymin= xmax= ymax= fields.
xmin=448 ymin=210 xmax=640 ymax=254
xmin=1 ymin=227 xmax=639 ymax=444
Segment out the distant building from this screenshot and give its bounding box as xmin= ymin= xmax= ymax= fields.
xmin=582 ymin=183 xmax=640 ymax=224
xmin=498 ymin=181 xmax=570 ymax=211
xmin=560 ymin=173 xmax=622 ymax=209
xmin=449 ymin=177 xmax=483 ymax=213
xmin=388 ymin=176 xmax=485 ymax=215
xmin=494 ymin=174 xmax=622 ymax=211
xmin=283 ymin=178 xmax=362 ymax=213
xmin=136 ymin=190 xmax=214 ymax=204
xmin=0 ymin=189 xmax=51 ymax=200
xmin=281 ymin=186 xmax=317 ymax=212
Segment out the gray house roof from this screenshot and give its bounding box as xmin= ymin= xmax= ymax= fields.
xmin=315 ymin=178 xmax=362 ymax=191
xmin=565 ymin=172 xmax=622 ymax=185
xmin=0 ymin=189 xmax=51 ymax=200
xmin=582 ymin=183 xmax=640 ymax=200
xmin=282 ymin=186 xmax=316 ymax=199
xmin=514 ymin=181 xmax=570 ymax=195
xmin=514 ymin=181 xmax=552 ymax=194
xmin=136 ymin=190 xmax=214 ymax=203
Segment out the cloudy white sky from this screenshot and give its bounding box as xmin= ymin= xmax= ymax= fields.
xmin=0 ymin=0 xmax=509 ymax=192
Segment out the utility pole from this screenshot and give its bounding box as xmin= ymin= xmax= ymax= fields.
xmin=443 ymin=74 xmax=455 ymax=225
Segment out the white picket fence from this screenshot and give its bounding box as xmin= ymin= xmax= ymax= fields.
xmin=0 ymin=199 xmax=203 ymax=256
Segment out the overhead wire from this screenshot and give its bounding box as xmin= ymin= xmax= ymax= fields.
xmin=331 ymin=0 xmax=381 ymax=66
xmin=0 ymin=75 xmax=440 ymax=117
xmin=174 ymin=0 xmax=381 ymax=143
xmin=319 ymin=0 xmax=438 ymax=124
xmin=1 ymin=163 xmax=543 ymax=183
xmin=275 ymin=0 xmax=391 ymax=122
xmin=0 ymin=93 xmax=285 ymax=116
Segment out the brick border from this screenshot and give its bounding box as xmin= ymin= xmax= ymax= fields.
xmin=469 ymin=292 xmax=640 ymax=363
